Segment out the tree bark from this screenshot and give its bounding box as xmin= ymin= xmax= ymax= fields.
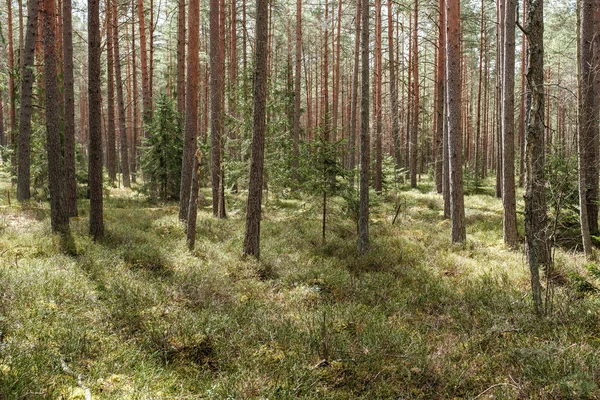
xmin=89 ymin=0 xmax=103 ymax=239
xmin=62 ymin=0 xmax=77 ymax=216
xmin=348 ymin=0 xmax=360 ymax=187
xmin=579 ymin=0 xmax=595 ymax=257
xmin=446 ymin=0 xmax=466 ymax=243
xmin=523 ymin=0 xmax=548 ymax=313
xmin=388 ymin=0 xmax=400 ymax=172
xmin=106 ymin=2 xmax=117 ymax=183
xmin=210 ymin=0 xmax=225 ymax=218
xmin=112 ymin=0 xmax=131 ymax=188
xmin=176 ymin=0 xmax=185 ymax=116
xmin=410 ymin=1 xmax=419 ymax=188
xmin=16 ymin=0 xmax=40 ymax=201
xmin=495 ymin=0 xmax=504 ymax=198
xmin=435 ymin=0 xmax=445 ymax=193
xmin=180 ymin=0 xmax=200 ymax=222
xmin=43 ymin=0 xmax=69 ymax=234
xmin=374 ymin=0 xmax=382 ymax=194
xmin=137 ymin=0 xmax=152 ymax=123
xmin=358 ymin=0 xmax=370 ymax=254
xmin=292 ymin=0 xmax=301 ymax=182
xmin=7 ymin=0 xmax=17 ymax=179
xmin=242 ymin=0 xmax=269 ymax=259
xmin=502 ymin=0 xmax=518 ymax=247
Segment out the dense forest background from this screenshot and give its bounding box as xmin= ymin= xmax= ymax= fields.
xmin=4 ymin=0 xmax=600 ymax=398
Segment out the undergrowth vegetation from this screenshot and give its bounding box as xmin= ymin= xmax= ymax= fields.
xmin=2 ymin=171 xmax=600 ymax=399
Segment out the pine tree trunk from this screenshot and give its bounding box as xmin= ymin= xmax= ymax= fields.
xmin=7 ymin=0 xmax=16 ymax=179
xmin=62 ymin=0 xmax=77 ymax=216
xmin=502 ymin=0 xmax=518 ymax=248
xmin=495 ymin=0 xmax=504 ymax=198
xmin=137 ymin=0 xmax=151 ymax=123
xmin=88 ymin=0 xmax=103 ymax=239
xmin=435 ymin=0 xmax=445 ymax=194
xmin=106 ymin=2 xmax=117 ymax=183
xmin=131 ymin=0 xmax=139 ymax=181
xmin=210 ymin=0 xmax=225 ymax=218
xmin=579 ymin=0 xmax=595 ymax=257
xmin=43 ymin=0 xmax=69 ymax=234
xmin=446 ymin=0 xmax=466 ymax=243
xmin=474 ymin=0 xmax=484 ymax=181
xmin=242 ymin=0 xmax=269 ymax=259
xmin=518 ymin=0 xmax=526 ymax=187
xmin=349 ymin=0 xmax=360 ymax=188
xmin=16 ymin=0 xmax=40 ymax=201
xmin=523 ymin=0 xmax=548 ymax=313
xmin=293 ymin=0 xmax=302 ymax=182
xmin=358 ymin=0 xmax=370 ymax=254
xmin=410 ymin=1 xmax=419 ymax=188
xmin=179 ymin=0 xmax=200 ymax=222
xmin=176 ymin=0 xmax=185 ymax=116
xmin=374 ymin=0 xmax=382 ymax=194
xmin=112 ymin=0 xmax=131 ymax=188
xmin=388 ymin=0 xmax=400 ymax=172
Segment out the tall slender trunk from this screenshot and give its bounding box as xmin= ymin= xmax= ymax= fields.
xmin=177 ymin=0 xmax=185 ymax=116
xmin=332 ymin=0 xmax=342 ymax=143
xmin=112 ymin=0 xmax=131 ymax=187
xmin=410 ymin=1 xmax=419 ymax=188
xmin=131 ymin=0 xmax=139 ymax=180
xmin=62 ymin=0 xmax=77 ymax=215
xmin=16 ymin=0 xmax=41 ymax=201
xmin=435 ymin=0 xmax=445 ymax=193
xmin=7 ymin=0 xmax=17 ymax=178
xmin=293 ymin=0 xmax=302 ymax=181
xmin=242 ymin=0 xmax=269 ymax=259
xmin=358 ymin=0 xmax=370 ymax=254
xmin=349 ymin=0 xmax=360 ymax=188
xmin=18 ymin=0 xmax=24 ymax=69
xmin=475 ymin=0 xmax=485 ymax=180
xmin=210 ymin=0 xmax=225 ymax=218
xmin=89 ymin=0 xmax=103 ymax=239
xmin=579 ymin=0 xmax=595 ymax=256
xmin=446 ymin=0 xmax=466 ymax=243
xmin=374 ymin=0 xmax=382 ymax=193
xmin=183 ymin=0 xmax=201 ymax=236
xmin=518 ymin=0 xmax=526 ymax=187
xmin=502 ymin=0 xmax=518 ymax=247
xmin=495 ymin=0 xmax=504 ymax=198
xmin=137 ymin=0 xmax=151 ymax=123
xmin=388 ymin=0 xmax=400 ymax=171
xmin=106 ymin=2 xmax=117 ymax=182
xmin=523 ymin=0 xmax=548 ymax=313
xmin=43 ymin=0 xmax=69 ymax=234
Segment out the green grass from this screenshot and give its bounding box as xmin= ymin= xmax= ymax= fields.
xmin=2 ymin=171 xmax=600 ymax=399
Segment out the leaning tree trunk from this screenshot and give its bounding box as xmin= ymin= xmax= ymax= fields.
xmin=16 ymin=0 xmax=41 ymax=201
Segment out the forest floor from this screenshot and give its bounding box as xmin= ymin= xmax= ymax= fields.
xmin=2 ymin=171 xmax=600 ymax=399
